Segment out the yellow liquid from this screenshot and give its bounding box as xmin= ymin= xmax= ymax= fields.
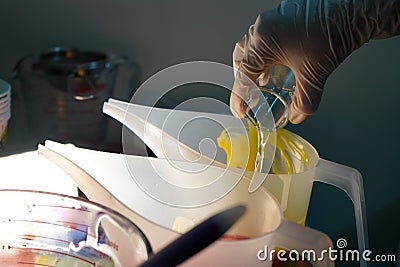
xmin=217 ymin=121 xmax=311 ymax=174
xmin=253 ymin=122 xmax=271 ymax=173
xmin=217 ymin=120 xmax=258 ymax=171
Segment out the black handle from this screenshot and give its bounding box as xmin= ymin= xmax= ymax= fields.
xmin=138 ymin=205 xmax=246 ymax=267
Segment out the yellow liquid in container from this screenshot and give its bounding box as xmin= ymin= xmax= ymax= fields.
xmin=218 ymin=122 xmax=313 ymax=225
xmin=217 ymin=121 xmax=311 ymax=174
xmin=217 ymin=122 xmax=315 ymax=225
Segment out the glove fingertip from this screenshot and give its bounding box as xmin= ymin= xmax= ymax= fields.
xmin=289 ymin=105 xmax=308 ymax=124
xmin=230 ymin=92 xmax=246 ymax=119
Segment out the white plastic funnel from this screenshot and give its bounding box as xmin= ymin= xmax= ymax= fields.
xmin=104 ymin=98 xmax=245 ymax=164
xmin=103 ymin=98 xmax=369 ymax=267
xmin=104 ymin=98 xmax=276 ymax=192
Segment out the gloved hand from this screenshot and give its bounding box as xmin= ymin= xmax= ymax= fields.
xmin=231 ymin=0 xmax=400 ymax=124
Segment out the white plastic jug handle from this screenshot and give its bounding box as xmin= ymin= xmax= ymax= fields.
xmin=271 ymin=219 xmax=335 ymax=267
xmin=314 ymin=158 xmax=369 ymax=267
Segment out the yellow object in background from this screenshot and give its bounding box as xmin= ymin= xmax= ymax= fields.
xmin=36 ymin=254 xmax=115 ymax=266
xmin=172 ymin=216 xmax=195 ymax=234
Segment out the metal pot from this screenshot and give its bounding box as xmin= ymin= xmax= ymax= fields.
xmin=13 ymin=47 xmax=132 ymax=149
xmin=37 ymin=47 xmax=125 ymax=100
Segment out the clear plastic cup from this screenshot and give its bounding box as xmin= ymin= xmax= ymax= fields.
xmin=243 ymin=65 xmax=295 ymax=130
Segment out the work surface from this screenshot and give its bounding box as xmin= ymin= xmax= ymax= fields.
xmin=0 ymin=150 xmax=78 ymax=196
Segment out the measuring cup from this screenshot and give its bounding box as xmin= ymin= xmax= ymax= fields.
xmin=0 ymin=189 xmax=151 ymax=267
xmin=103 ymin=98 xmax=368 ymax=265
xmin=41 ymin=140 xmax=334 ymax=267
xmin=0 ymin=188 xmax=248 ymax=267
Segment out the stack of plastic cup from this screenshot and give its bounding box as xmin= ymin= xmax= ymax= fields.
xmin=0 ymin=79 xmax=11 ymax=150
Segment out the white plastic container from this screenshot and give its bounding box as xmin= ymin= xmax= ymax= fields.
xmin=103 ymin=98 xmax=368 ymax=266
xmin=40 ymin=140 xmax=335 ymax=267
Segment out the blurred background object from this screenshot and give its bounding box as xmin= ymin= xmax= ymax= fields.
xmin=13 ymin=47 xmax=138 ymax=151
xmin=0 ymin=79 xmax=11 ymax=151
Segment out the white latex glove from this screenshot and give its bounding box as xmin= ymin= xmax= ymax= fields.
xmin=231 ymin=0 xmax=400 ymax=124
